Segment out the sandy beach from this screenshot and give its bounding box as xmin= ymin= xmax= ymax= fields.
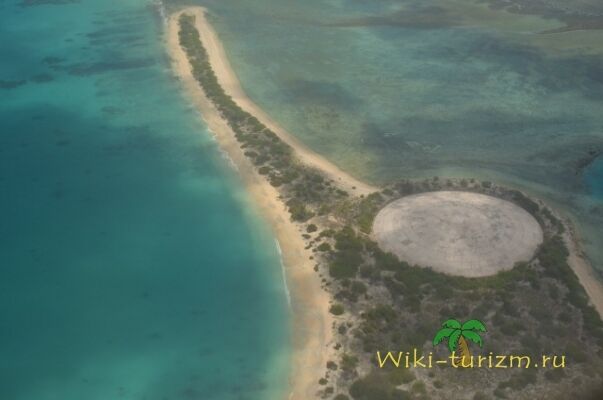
xmin=565 ymin=227 xmax=603 ymax=318
xmin=167 ymin=8 xmax=335 ymax=399
xmin=166 ymin=6 xmax=603 ymax=399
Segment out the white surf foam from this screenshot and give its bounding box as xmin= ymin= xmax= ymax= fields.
xmin=275 ymin=239 xmax=292 ymax=308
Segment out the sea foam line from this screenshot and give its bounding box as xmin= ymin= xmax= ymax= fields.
xmin=202 ymin=123 xmax=239 ymax=171
xmin=154 ymin=0 xmax=168 ymax=26
xmin=220 ymin=149 xmax=239 ymax=171
xmin=275 ymin=239 xmax=292 ymax=308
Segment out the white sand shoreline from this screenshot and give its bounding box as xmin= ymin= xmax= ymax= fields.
xmin=167 ymin=8 xmax=335 ymax=399
xmin=564 ymin=224 xmax=603 ymax=318
xmin=166 ymin=6 xmax=603 ymax=399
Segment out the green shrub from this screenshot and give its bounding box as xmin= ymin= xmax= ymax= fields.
xmin=357 ymin=193 xmax=384 ymax=233
xmin=350 ymin=373 xmax=391 ymax=400
xmin=341 ymin=353 xmax=359 ymax=372
xmin=319 ymin=229 xmax=334 ymax=238
xmin=317 ymin=242 xmax=332 ymax=252
xmin=286 ymin=198 xmax=314 ymax=222
xmin=508 ymin=190 xmax=539 ymax=214
xmin=330 ymin=304 xmax=345 ymax=315
xmin=388 ymin=368 xmax=415 ymax=385
xmin=391 ymin=390 xmax=411 ymax=400
xmin=411 ymin=381 xmax=426 ymax=394
xmin=328 ymin=229 xmax=366 ymax=279
xmin=473 ymin=392 xmax=488 ymax=400
xmin=351 ymin=281 xmax=367 ymax=295
xmin=498 ymin=369 xmax=537 ymax=391
xmin=330 ymin=262 xmax=359 ymax=279
xmin=544 ymin=369 xmax=565 ymax=381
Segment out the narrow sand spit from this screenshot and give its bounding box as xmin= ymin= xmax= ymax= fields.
xmin=185 ymin=8 xmax=376 ymax=197
xmin=167 ymin=8 xmax=334 ymax=399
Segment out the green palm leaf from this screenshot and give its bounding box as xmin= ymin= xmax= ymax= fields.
xmin=448 ymin=329 xmax=461 ymax=353
xmin=432 ymin=328 xmax=455 ymax=346
xmin=462 ymin=330 xmax=483 ymax=347
xmin=461 ymin=319 xmax=486 ymax=332
xmin=441 ymin=319 xmax=461 ymax=329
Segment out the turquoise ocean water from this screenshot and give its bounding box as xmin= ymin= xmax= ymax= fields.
xmin=171 ymin=0 xmax=603 ymax=273
xmin=0 ymin=1 xmax=289 ymax=399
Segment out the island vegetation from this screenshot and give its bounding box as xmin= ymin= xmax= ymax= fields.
xmin=178 ymin=14 xmax=603 ymax=400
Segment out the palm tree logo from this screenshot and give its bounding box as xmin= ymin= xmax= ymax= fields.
xmin=433 ymin=318 xmax=486 ymax=364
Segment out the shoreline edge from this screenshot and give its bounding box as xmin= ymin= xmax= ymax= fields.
xmin=167 ymin=7 xmax=337 ymax=399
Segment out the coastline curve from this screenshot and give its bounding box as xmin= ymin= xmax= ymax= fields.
xmin=166 ymin=8 xmax=335 ymax=400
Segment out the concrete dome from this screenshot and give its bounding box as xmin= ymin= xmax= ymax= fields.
xmin=372 ymin=191 xmax=543 ymax=277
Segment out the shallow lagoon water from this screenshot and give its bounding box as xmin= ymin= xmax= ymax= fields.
xmin=172 ymin=0 xmax=603 ymax=272
xmin=587 ymin=159 xmax=603 ymax=199
xmin=0 ymin=1 xmax=289 ymax=399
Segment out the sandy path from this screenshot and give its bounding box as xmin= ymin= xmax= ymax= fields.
xmin=167 ymin=8 xmax=334 ymax=400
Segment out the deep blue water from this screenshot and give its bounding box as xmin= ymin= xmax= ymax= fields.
xmin=0 ymin=1 xmax=289 ymax=399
